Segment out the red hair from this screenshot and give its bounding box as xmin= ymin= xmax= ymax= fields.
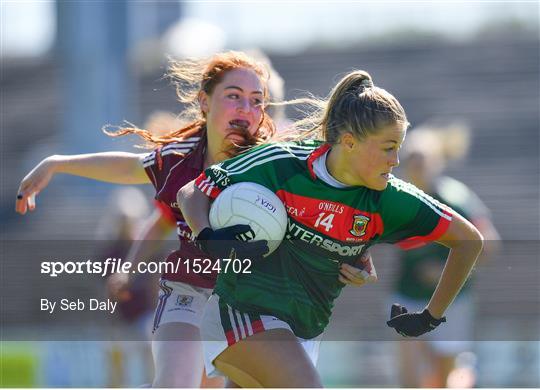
xmin=104 ymin=51 xmax=276 ymax=152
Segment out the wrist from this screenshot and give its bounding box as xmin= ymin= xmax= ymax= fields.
xmin=423 ymin=308 xmax=446 ymax=325
xmin=46 ymin=155 xmax=64 ymax=174
xmin=425 ymin=305 xmax=443 ymax=320
xmin=196 ymin=227 xmax=213 ymax=241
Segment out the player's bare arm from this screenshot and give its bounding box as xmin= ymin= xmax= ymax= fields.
xmin=16 ymin=152 xmax=149 ymax=215
xmin=177 ymin=179 xmax=211 ymax=236
xmin=427 ymin=212 xmax=484 ymax=318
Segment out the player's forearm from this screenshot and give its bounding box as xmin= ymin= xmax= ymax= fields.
xmin=427 ymin=228 xmax=483 ymax=318
xmin=50 ymin=152 xmax=149 ymax=184
xmin=177 ymin=180 xmax=211 ymax=236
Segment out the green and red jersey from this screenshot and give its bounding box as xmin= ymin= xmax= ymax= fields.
xmin=195 ymin=141 xmax=453 ymax=339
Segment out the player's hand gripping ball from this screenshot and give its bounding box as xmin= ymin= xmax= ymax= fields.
xmin=209 ymin=182 xmax=288 ymax=256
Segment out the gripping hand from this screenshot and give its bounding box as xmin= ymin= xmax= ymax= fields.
xmin=196 ymin=225 xmax=269 ymax=259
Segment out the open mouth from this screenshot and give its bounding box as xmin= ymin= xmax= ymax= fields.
xmin=229 ymin=119 xmax=250 ymax=131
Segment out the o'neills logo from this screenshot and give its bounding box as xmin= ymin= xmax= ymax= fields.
xmin=350 ymin=215 xmax=370 ymax=237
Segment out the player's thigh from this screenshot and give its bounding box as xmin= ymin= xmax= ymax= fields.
xmin=152 ymin=279 xmax=212 ymax=335
xmin=151 ymin=280 xmax=216 ymax=387
xmin=215 ymin=328 xmax=322 ymax=388
xmin=152 ymin=322 xmax=205 ymax=387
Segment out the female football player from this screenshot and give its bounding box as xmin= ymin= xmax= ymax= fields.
xmin=178 ymin=69 xmax=484 ymax=387
xmin=16 ymin=51 xmax=375 ymax=388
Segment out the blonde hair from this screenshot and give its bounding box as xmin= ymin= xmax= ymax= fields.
xmin=281 ymin=70 xmax=409 ymax=143
xmin=104 ymin=51 xmax=276 ymax=151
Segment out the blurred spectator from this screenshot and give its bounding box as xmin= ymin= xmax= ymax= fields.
xmin=391 ymin=122 xmax=501 ymax=388
xmin=95 ymin=187 xmax=157 ymax=386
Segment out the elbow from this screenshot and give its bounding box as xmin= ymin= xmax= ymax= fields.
xmin=448 ymin=219 xmax=484 ymax=258
xmin=469 ymin=225 xmax=484 ymax=258
xmin=438 ymin=214 xmax=485 ymax=266
xmin=176 ymin=180 xmax=195 ymax=214
xmin=176 ymin=187 xmax=188 ymax=214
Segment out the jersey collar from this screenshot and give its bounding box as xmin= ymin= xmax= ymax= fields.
xmin=307 ymin=143 xmax=332 ymax=180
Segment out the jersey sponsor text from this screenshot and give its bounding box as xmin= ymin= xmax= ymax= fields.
xmin=286 ymin=219 xmax=365 ymax=257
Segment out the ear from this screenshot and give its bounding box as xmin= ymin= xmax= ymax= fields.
xmin=198 ymin=91 xmax=210 ymax=115
xmin=340 ymin=132 xmax=356 ymax=151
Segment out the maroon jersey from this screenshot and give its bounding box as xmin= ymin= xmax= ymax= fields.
xmin=142 ymin=131 xmax=216 ymax=288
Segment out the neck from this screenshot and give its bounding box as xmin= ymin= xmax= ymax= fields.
xmin=205 ymin=130 xmax=227 ymax=168
xmin=326 ymin=145 xmax=362 ymax=186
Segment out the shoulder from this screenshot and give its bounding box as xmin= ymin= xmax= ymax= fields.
xmin=384 ymin=176 xmax=429 ymax=200
xmin=220 ymin=141 xmax=319 ymax=172
xmin=250 ymin=140 xmax=321 ymax=156
xmin=378 ymin=176 xmax=453 ymax=243
xmin=142 ymin=137 xmax=201 ymax=169
xmin=381 ymin=176 xmax=450 ymax=215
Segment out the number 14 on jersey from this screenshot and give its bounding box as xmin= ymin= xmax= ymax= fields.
xmin=314 ymin=212 xmax=335 ymax=232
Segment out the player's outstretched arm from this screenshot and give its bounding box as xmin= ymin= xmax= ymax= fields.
xmin=16 ymin=152 xmax=149 ymax=215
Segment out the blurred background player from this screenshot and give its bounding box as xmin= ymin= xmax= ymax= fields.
xmin=391 ymin=122 xmax=501 ymax=388
xmin=94 ymin=187 xmax=156 ymax=386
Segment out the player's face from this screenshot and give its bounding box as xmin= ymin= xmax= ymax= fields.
xmin=350 ymin=123 xmax=406 ymax=190
xmin=201 ymin=68 xmax=265 ymax=145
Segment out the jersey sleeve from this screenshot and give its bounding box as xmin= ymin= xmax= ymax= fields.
xmin=141 ymin=139 xmax=199 ymax=192
xmin=141 ymin=149 xmax=161 ymax=190
xmin=380 ymin=177 xmax=453 ymax=249
xmin=195 ymin=163 xmax=232 ymax=199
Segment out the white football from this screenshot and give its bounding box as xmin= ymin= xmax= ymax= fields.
xmin=209 ymin=182 xmax=287 ymax=256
